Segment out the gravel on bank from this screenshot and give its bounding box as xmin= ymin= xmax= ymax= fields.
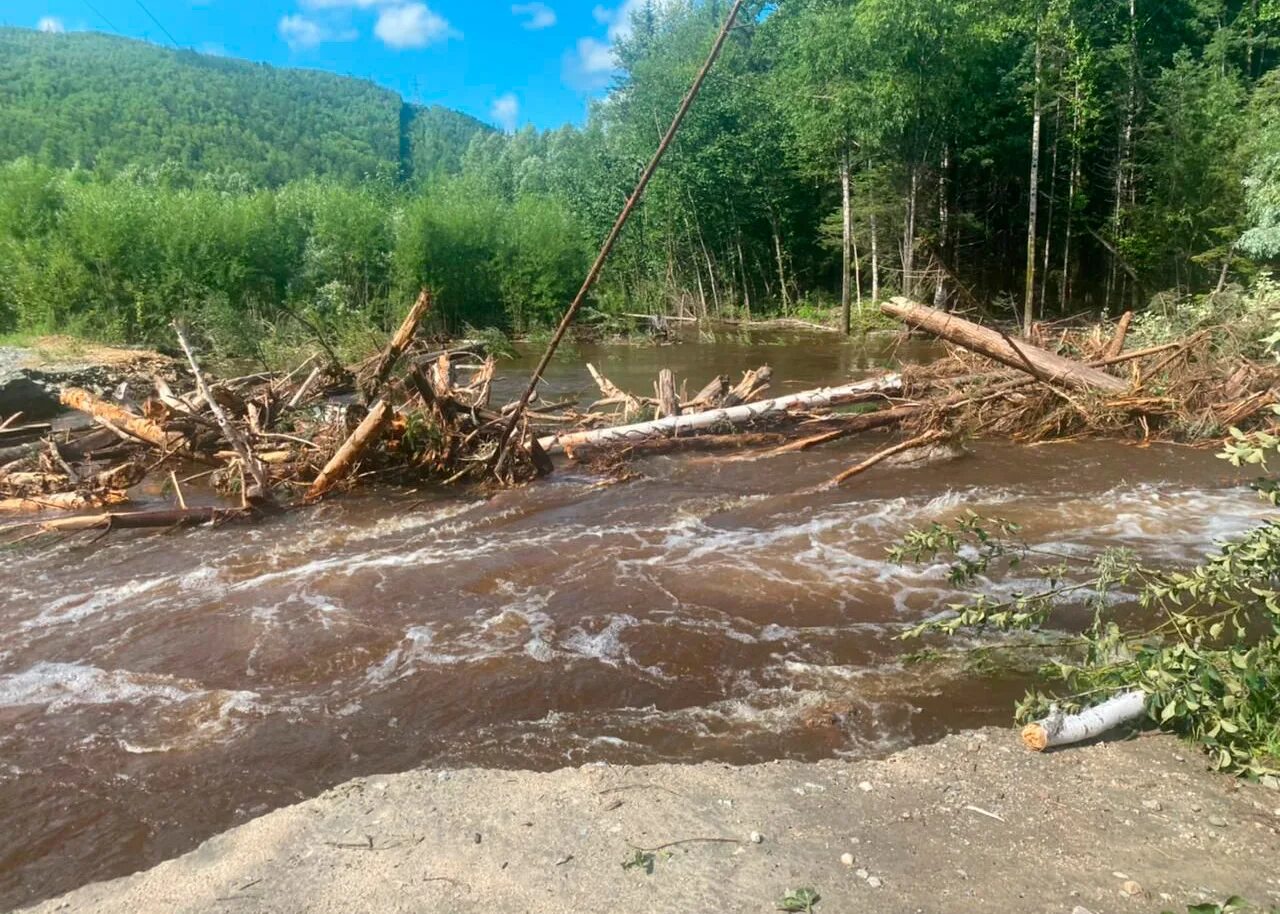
xmin=23 ymin=728 xmax=1280 ymax=914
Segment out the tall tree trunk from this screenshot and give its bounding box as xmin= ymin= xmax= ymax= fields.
xmin=902 ymin=166 xmax=918 ymax=298
xmin=737 ymin=235 xmax=751 ymax=321
xmin=1061 ymin=81 xmax=1082 ymax=312
xmin=1024 ymin=34 xmax=1043 ymax=336
xmin=1109 ymin=0 xmax=1138 ymax=315
xmin=841 ymin=152 xmax=853 ymax=335
xmin=934 ymin=143 xmax=951 ymax=310
xmin=870 ymin=209 xmax=881 ymax=304
xmin=1040 ymin=99 xmax=1061 ymax=316
xmin=770 ymin=211 xmax=791 ymax=311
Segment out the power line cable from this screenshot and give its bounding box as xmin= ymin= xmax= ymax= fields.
xmin=81 ymin=0 xmax=122 ymax=33
xmin=133 ymin=0 xmax=181 ymax=47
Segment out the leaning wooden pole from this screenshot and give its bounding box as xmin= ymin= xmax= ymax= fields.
xmin=490 ymin=0 xmax=747 ymax=478
xmin=881 ymin=298 xmax=1128 ymax=393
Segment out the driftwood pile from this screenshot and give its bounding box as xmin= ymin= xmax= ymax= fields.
xmin=3 ymin=292 xmax=1274 ymax=542
xmin=0 ymin=290 xmax=551 ymax=539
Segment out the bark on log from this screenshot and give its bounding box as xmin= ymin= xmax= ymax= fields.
xmin=881 ymin=298 xmax=1127 ymax=393
xmin=689 ymin=375 xmax=729 ymax=408
xmin=367 ymin=289 xmax=432 ymax=401
xmin=655 ymin=369 xmax=681 ymax=419
xmin=306 ymin=399 xmax=392 ymax=502
xmin=540 ymin=374 xmax=901 ymax=454
xmin=1021 ymin=690 xmax=1146 ymax=751
xmin=723 ymin=366 xmax=772 ymax=407
xmin=60 ymin=387 xmax=188 ymax=452
xmin=1105 ymin=310 xmax=1134 ymax=359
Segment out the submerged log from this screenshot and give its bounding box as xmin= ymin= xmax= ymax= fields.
xmin=826 ymin=429 xmax=950 ymax=487
xmin=1021 ymin=690 xmax=1147 ymax=751
xmin=306 ymin=399 xmax=392 ymax=501
xmin=540 ymin=374 xmax=901 ymax=454
xmin=882 ymin=299 xmax=1128 ymax=394
xmin=30 ymin=505 xmax=251 ymax=533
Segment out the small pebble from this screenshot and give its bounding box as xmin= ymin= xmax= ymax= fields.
xmin=1142 ymin=799 xmax=1162 ymax=811
xmin=855 ymin=868 xmax=869 ymax=880
xmin=867 ymin=876 xmax=883 ymax=888
xmin=840 ymin=853 xmax=855 ymax=867
xmin=1208 ymin=815 xmax=1228 ymax=828
xmin=473 ymin=832 xmax=482 ymax=844
xmin=900 ymin=811 xmax=912 ymax=821
xmin=1121 ymin=880 xmax=1144 ymax=897
xmin=750 ymin=831 xmax=764 ymax=844
xmin=858 ymin=781 xmax=874 ymax=792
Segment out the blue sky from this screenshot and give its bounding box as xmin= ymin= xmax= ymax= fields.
xmin=0 ymin=0 xmax=651 ymax=130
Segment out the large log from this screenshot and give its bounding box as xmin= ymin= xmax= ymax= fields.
xmin=882 ymin=298 xmax=1127 ymax=393
xmin=60 ymin=387 xmax=188 ymax=451
xmin=305 ymin=400 xmax=392 ymax=502
xmin=540 ymin=374 xmax=901 ymax=454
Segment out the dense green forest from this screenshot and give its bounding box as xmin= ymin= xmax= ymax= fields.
xmin=0 ymin=29 xmax=490 ymax=184
xmin=1 ymin=2 xmax=1278 ymax=347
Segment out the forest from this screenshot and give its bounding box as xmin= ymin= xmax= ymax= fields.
xmin=0 ymin=1 xmax=1278 ymax=349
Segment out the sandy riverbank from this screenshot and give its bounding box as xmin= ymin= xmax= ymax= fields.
xmin=21 ymin=728 xmax=1280 ymax=914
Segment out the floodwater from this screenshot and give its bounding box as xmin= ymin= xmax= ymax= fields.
xmin=0 ymin=327 xmax=1268 ymax=909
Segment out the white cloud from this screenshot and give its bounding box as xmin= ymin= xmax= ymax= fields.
xmin=563 ymin=36 xmax=616 ymax=90
xmin=37 ymin=16 xmax=65 ymax=33
xmin=278 ymin=14 xmax=357 ymax=49
xmin=373 ymin=3 xmax=457 ymax=49
xmin=491 ymin=93 xmax=520 ymax=132
xmin=512 ymin=2 xmax=556 ymax=30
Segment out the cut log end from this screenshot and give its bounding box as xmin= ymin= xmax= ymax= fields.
xmin=1021 ymin=722 xmax=1049 ymax=752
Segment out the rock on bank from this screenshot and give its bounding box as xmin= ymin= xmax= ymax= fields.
xmin=23 ymin=729 xmax=1280 ymax=914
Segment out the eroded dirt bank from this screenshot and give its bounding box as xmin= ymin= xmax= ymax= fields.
xmin=23 ymin=728 xmax=1280 ymax=914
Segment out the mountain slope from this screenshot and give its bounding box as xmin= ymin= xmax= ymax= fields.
xmin=0 ymin=28 xmax=492 ymax=185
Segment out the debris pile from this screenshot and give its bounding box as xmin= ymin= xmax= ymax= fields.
xmin=3 ymin=293 xmax=1276 ymax=543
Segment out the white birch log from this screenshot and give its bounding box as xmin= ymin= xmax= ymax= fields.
xmin=539 ymin=374 xmax=901 ymax=454
xmin=1021 ymin=689 xmax=1147 ymax=751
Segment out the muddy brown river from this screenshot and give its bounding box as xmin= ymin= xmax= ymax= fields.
xmin=0 ymin=329 xmax=1268 ymax=909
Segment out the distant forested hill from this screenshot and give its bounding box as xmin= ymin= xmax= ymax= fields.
xmin=0 ymin=28 xmax=491 ymax=185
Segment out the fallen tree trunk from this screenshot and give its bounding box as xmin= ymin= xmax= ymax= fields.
xmin=305 ymin=400 xmax=392 ymax=502
xmin=541 ymin=374 xmax=901 ymax=455
xmin=1020 ymin=690 xmax=1147 ymax=751
xmin=882 ymin=299 xmax=1128 ymax=394
xmin=60 ymin=387 xmax=189 ymax=452
xmin=1105 ymin=311 xmax=1134 ymax=359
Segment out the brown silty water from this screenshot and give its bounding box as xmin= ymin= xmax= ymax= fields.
xmin=0 ymin=328 xmax=1267 ymax=909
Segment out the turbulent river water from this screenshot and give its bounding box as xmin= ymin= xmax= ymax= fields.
xmin=0 ymin=328 xmax=1269 ymax=909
